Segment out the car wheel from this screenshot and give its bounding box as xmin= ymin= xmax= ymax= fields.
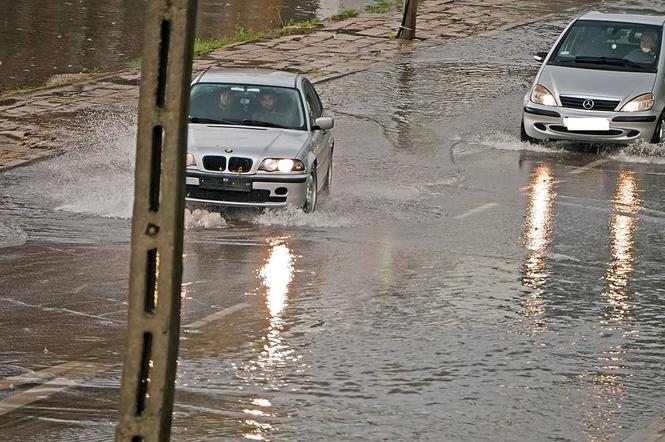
xmin=520 ymin=119 xmax=541 ymax=144
xmin=651 ymin=112 xmax=665 ymax=144
xmin=321 ymin=156 xmax=333 ymax=195
xmin=303 ymin=170 xmax=318 ymax=213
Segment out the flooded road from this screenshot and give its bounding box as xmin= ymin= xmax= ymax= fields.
xmin=0 ymin=0 xmax=373 ymax=93
xmin=3 ymin=0 xmax=665 ymax=441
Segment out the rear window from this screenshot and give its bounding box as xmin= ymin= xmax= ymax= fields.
xmin=549 ymin=20 xmax=662 ymax=73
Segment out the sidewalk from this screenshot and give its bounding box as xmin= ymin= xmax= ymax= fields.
xmin=0 ymin=0 xmax=560 ymax=171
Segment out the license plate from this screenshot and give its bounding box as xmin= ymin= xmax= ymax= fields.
xmin=199 ymin=176 xmax=251 ymax=192
xmin=563 ymin=117 xmax=610 ymax=131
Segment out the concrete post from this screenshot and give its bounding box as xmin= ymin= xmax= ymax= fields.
xmin=115 ymin=0 xmax=197 ymax=440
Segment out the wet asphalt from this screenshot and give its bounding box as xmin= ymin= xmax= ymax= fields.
xmin=2 ymin=2 xmax=665 ymax=441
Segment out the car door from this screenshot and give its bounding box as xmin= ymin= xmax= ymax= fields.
xmin=302 ymin=80 xmax=332 ymax=180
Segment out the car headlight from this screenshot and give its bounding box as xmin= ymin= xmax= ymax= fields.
xmin=259 ymin=158 xmax=305 ymax=173
xmin=186 ymin=153 xmax=196 ymax=167
xmin=619 ymin=93 xmax=655 ymax=112
xmin=530 ymin=84 xmax=557 ymax=106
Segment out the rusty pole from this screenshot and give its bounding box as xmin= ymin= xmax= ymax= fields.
xmin=115 ymin=0 xmax=197 ymax=440
xmin=397 ymin=0 xmax=418 ymax=40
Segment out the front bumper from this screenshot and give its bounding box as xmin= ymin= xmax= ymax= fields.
xmin=185 ymin=169 xmax=308 ymax=208
xmin=522 ymin=103 xmax=658 ymax=144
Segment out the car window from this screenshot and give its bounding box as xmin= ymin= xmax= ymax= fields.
xmin=303 ymin=80 xmax=323 ymax=123
xmin=549 ymin=20 xmax=662 ymax=73
xmin=189 ymin=83 xmax=307 ymax=130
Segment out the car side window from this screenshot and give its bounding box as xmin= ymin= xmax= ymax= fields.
xmin=303 ymin=80 xmax=323 ymax=124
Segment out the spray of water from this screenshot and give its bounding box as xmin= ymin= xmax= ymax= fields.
xmin=184 ymin=208 xmax=227 ymax=229
xmin=612 ymin=139 xmax=665 ymax=164
xmin=470 ymin=129 xmax=565 ymax=153
xmin=46 ymin=108 xmax=137 ymax=218
xmin=252 ymin=206 xmax=352 ymax=228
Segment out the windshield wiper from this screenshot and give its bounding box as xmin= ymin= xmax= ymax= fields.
xmin=610 ymin=57 xmax=649 ymax=71
xmin=188 ymin=117 xmax=238 ymax=125
xmin=571 ymin=56 xmax=648 ymax=71
xmin=241 ymin=119 xmax=285 ymax=129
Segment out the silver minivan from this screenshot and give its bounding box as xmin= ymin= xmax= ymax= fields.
xmin=522 ymin=12 xmax=665 ymax=144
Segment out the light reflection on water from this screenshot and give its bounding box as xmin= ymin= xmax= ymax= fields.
xmin=604 ymin=171 xmax=640 ymax=322
xmin=581 ymin=171 xmax=641 ymax=441
xmin=521 ymin=163 xmax=556 ymax=329
xmin=241 ymin=240 xmax=296 ymax=441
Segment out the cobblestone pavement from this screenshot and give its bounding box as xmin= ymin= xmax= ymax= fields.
xmin=0 ymin=0 xmax=568 ymax=171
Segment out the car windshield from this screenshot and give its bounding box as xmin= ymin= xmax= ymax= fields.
xmin=189 ymin=83 xmax=306 ymax=130
xmin=549 ymin=20 xmax=662 ymax=73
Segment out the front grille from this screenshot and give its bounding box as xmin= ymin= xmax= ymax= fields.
xmin=202 ymin=156 xmax=226 ymax=172
xmin=186 ymin=185 xmax=286 ymax=203
xmin=228 ymin=157 xmax=252 ymax=173
xmin=549 ymin=125 xmax=623 ymax=136
xmin=560 ymin=96 xmax=620 ymax=112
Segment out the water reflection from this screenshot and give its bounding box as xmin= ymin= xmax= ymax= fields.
xmin=394 ymin=62 xmax=417 ymax=151
xmin=581 ymin=171 xmax=640 ymax=440
xmin=520 ymin=163 xmax=556 ymax=328
xmin=242 ymin=240 xmax=296 ymax=441
xmin=603 ymin=171 xmax=640 ymax=322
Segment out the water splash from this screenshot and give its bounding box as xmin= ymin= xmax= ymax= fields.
xmin=611 ymin=139 xmax=665 ymax=164
xmin=47 ymin=108 xmax=137 ymax=219
xmin=184 ymin=208 xmax=227 ymax=229
xmin=470 ymin=129 xmax=564 ymax=153
xmin=253 ymin=206 xmax=352 ymax=228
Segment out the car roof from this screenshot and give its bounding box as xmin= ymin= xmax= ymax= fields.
xmin=578 ymin=11 xmax=665 ymax=27
xmin=195 ymin=68 xmax=301 ymax=88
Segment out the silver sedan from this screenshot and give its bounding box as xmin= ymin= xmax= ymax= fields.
xmin=522 ymin=12 xmax=665 ymax=145
xmin=185 ymin=68 xmax=334 ymax=212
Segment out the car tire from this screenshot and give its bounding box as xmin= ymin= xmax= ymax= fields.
xmin=520 ymin=119 xmax=541 ymax=144
xmin=303 ymin=170 xmax=318 ymax=213
xmin=651 ymin=112 xmax=665 ymax=144
xmin=321 ymin=156 xmax=333 ymax=195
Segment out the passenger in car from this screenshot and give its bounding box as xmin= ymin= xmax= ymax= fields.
xmin=625 ymin=32 xmax=658 ymax=63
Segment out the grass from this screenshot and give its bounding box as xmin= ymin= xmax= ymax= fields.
xmin=1 ymin=86 xmax=34 ymax=97
xmin=283 ymin=18 xmax=321 ymax=30
xmin=365 ymin=0 xmax=402 ymax=13
xmin=1 ymin=70 xmax=103 ymax=97
xmin=124 ymin=21 xmax=265 ymax=67
xmin=193 ymin=22 xmax=265 ymax=54
xmin=332 ymin=8 xmax=359 ymax=21
xmin=128 ymin=58 xmax=142 ymax=68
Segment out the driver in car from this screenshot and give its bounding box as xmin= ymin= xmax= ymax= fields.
xmin=626 ymin=32 xmax=658 ymax=63
xmin=215 ymin=87 xmax=239 ymax=120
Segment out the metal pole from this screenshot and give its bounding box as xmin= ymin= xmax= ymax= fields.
xmin=116 ymin=0 xmax=197 ymax=440
xmin=397 ymin=0 xmax=417 ymax=40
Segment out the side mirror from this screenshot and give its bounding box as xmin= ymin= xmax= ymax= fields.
xmin=312 ymin=116 xmax=334 ymax=131
xmin=533 ymin=51 xmax=549 ymax=63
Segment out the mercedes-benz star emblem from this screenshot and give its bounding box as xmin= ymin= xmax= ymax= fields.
xmin=582 ymin=99 xmax=595 ymax=110
xmin=225 ymin=148 xmax=233 ymax=153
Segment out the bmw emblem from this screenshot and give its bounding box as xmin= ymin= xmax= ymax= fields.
xmin=582 ymin=99 xmax=595 ymax=110
xmin=225 ymin=148 xmax=233 ymax=153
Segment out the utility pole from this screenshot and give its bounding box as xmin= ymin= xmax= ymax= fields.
xmin=397 ymin=0 xmax=417 ymax=40
xmin=115 ymin=0 xmax=197 ymax=440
